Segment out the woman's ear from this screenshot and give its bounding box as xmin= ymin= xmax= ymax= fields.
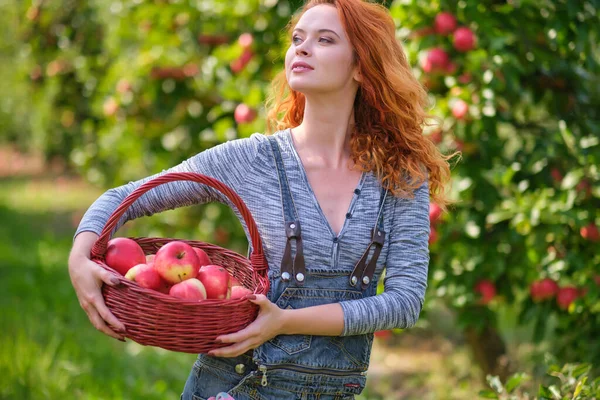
xmin=353 ymin=69 xmax=362 ymax=83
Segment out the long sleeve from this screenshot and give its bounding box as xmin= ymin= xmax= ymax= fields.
xmin=74 ymin=133 xmax=267 ymax=239
xmin=339 ymin=179 xmax=430 ymax=336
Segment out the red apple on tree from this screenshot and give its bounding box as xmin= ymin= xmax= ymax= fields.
xmin=125 ymin=263 xmax=163 ymax=290
xmin=556 ymin=286 xmax=579 ymax=310
xmin=530 ymin=278 xmax=559 ymax=302
xmin=452 ymin=99 xmax=469 ymax=120
xmin=453 ymin=27 xmax=476 ymax=52
xmin=238 ymin=32 xmax=253 ymax=49
xmin=429 ymin=226 xmax=438 ymax=245
xmin=234 ymin=104 xmax=257 ymax=124
xmin=434 ymin=12 xmax=457 ymax=35
xmin=154 ymin=241 xmax=200 ymax=284
xmin=475 ymin=279 xmax=496 ymax=305
xmin=169 ymin=278 xmax=207 ymax=300
xmin=580 ymin=222 xmax=600 ymax=242
xmin=550 ymin=167 xmax=563 ymax=183
xmin=105 ymin=237 xmax=146 ymax=276
xmin=429 ymin=203 xmax=442 ymax=224
xmin=426 ymin=48 xmax=450 ymax=72
xmin=198 ymin=265 xmax=232 ymax=299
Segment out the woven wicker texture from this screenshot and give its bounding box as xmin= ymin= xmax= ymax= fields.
xmin=90 ymin=172 xmax=269 ymax=353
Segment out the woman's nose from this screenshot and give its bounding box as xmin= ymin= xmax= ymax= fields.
xmin=295 ymin=42 xmax=310 ymax=56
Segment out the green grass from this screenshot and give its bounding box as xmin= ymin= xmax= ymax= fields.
xmin=0 ymin=177 xmax=197 ymax=400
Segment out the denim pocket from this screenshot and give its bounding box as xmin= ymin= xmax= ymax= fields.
xmin=268 ymin=287 xmax=363 ymax=356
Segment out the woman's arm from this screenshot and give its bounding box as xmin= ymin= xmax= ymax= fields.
xmin=338 ymin=179 xmax=430 ymax=336
xmin=75 ymin=133 xmax=266 ymax=238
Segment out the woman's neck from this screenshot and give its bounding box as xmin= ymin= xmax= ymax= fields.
xmin=291 ymin=95 xmax=356 ymax=170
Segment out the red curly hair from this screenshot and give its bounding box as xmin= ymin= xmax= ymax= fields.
xmin=265 ymin=0 xmax=455 ymax=207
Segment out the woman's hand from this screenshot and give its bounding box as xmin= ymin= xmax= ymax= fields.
xmin=68 ymin=255 xmax=127 ymax=341
xmin=208 ymin=294 xmax=286 ymax=358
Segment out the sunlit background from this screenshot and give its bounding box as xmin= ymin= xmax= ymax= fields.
xmin=1 ymin=0 xmax=599 ymax=399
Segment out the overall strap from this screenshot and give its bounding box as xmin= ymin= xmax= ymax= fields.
xmin=267 ymin=135 xmax=306 ymax=285
xmin=349 ymin=187 xmax=388 ymax=290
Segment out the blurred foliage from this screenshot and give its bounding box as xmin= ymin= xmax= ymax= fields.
xmin=479 ymin=360 xmax=600 ymax=399
xmin=1 ymin=0 xmax=599 ymax=382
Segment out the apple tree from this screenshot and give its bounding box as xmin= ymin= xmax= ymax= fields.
xmin=391 ymin=0 xmax=600 ymax=379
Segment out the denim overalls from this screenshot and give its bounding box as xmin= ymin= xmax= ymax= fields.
xmin=182 ymin=136 xmax=388 ymax=400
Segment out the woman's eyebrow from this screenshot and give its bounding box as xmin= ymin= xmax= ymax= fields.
xmin=293 ymin=27 xmax=341 ymax=39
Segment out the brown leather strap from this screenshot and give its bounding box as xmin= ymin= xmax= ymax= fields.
xmin=349 ymin=227 xmax=385 ymax=289
xmin=281 ymin=220 xmax=306 ymax=286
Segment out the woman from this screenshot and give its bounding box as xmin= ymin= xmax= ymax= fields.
xmin=68 ymin=0 xmax=453 ymax=398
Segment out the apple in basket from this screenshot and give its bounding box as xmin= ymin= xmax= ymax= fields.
xmin=192 ymin=247 xmax=212 ymax=269
xmin=124 ymin=263 xmax=163 ymax=290
xmin=169 ymin=278 xmax=207 ymax=300
xmin=154 ymin=241 xmax=200 ymax=284
xmin=230 ymin=286 xmax=253 ymax=300
xmin=105 ymin=237 xmax=146 ymax=276
xmin=198 ymin=265 xmax=232 ymax=299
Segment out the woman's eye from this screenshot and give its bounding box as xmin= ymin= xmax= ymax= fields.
xmin=292 ymin=35 xmax=301 ymax=43
xmin=319 ymin=37 xmax=333 ymax=43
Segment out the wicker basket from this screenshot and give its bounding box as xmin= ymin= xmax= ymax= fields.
xmin=90 ymin=172 xmax=270 ymax=354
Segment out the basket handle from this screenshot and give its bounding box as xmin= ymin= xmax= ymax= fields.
xmin=90 ymin=172 xmax=267 ymax=275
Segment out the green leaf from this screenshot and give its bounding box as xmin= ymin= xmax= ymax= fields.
xmin=506 ymin=373 xmax=529 ymax=393
xmin=478 ymin=389 xmax=500 ymax=399
xmin=573 ymin=377 xmax=587 ymax=398
xmin=571 ymin=364 xmax=591 ymax=379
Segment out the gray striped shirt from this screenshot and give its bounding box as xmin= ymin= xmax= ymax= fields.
xmin=76 ymin=128 xmax=430 ymax=336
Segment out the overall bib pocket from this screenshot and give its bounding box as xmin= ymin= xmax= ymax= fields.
xmin=268 ymin=287 xmax=363 ymax=356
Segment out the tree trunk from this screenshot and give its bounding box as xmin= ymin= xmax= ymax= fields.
xmin=464 ymin=325 xmax=512 ymax=382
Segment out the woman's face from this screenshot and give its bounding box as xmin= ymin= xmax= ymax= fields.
xmin=284 ymin=4 xmax=360 ymax=96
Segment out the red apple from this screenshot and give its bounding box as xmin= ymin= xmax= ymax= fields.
xmin=458 ymin=73 xmax=472 ymax=84
xmin=420 ymin=56 xmax=433 ymax=73
xmin=429 ymin=128 xmax=443 ymax=144
xmin=580 ymin=223 xmax=600 ymax=242
xmin=192 ymin=247 xmax=212 ymax=269
xmin=429 ymin=203 xmax=442 ymax=224
xmin=426 ymin=48 xmax=450 ymax=71
xmin=230 ymin=285 xmax=252 ymax=299
xmin=444 ymin=61 xmax=458 ymax=75
xmin=169 ymin=278 xmax=207 ymax=300
xmin=125 ymin=263 xmax=162 ymax=290
xmin=103 ymin=97 xmax=119 ymax=117
xmin=230 ymin=275 xmax=242 ymax=287
xmin=234 ymin=103 xmax=257 ymax=124
xmin=198 ymin=265 xmax=231 ymax=299
xmin=154 ymin=241 xmax=200 ymax=284
xmin=434 ymin=12 xmax=457 ymax=35
xmin=238 ymin=32 xmax=253 ymax=49
xmin=530 ymin=278 xmax=559 ymax=302
xmin=576 ymin=179 xmax=592 ymax=197
xmin=374 ymin=330 xmax=393 ymax=340
xmin=556 ymin=286 xmax=579 ymax=310
xmin=105 ymin=238 xmax=146 ymax=276
xmin=156 ymin=279 xmax=172 ymax=294
xmin=453 ymin=27 xmax=476 ymax=52
xmin=474 ymin=279 xmax=496 ymax=305
xmin=429 ymin=226 xmax=438 ymax=245
xmin=452 ymin=100 xmax=469 ymax=120
xmin=550 ymin=167 xmax=563 ymax=183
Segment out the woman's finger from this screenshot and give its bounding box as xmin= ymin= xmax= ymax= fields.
xmin=209 ymin=339 xmax=256 ymax=358
xmin=93 ymin=296 xmax=126 ymax=333
xmin=82 ymin=301 xmax=124 ymax=340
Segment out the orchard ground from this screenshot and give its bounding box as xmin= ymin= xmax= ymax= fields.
xmin=0 ymin=146 xmax=557 ymax=399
